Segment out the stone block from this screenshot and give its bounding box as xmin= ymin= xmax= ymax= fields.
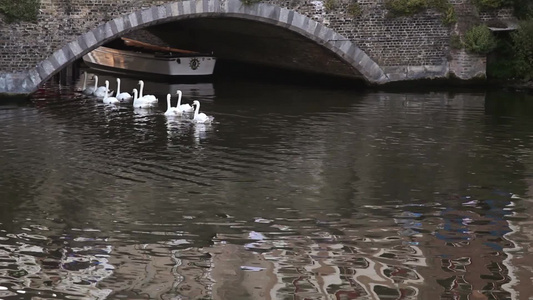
xmin=128 ymin=12 xmax=139 ymax=28
xmin=157 ymin=5 xmax=167 ymax=20
xmin=208 ymin=0 xmax=220 ymax=13
xmin=103 ymin=22 xmax=114 ymax=39
xmin=278 ymin=9 xmax=294 ymax=27
xmin=53 ymin=49 xmax=68 ymax=67
xmin=68 ymin=40 xmax=83 ymax=58
xmin=188 ymin=0 xmax=197 ymax=14
xmin=224 ymin=0 xmax=235 ymax=13
xmin=84 ymin=31 xmax=98 ymax=49
xmin=182 ymin=1 xmax=192 ymax=15
xmin=28 ymin=69 xmax=42 ymax=87
xmin=290 ymin=13 xmax=305 ymax=31
xmin=177 ymin=1 xmax=185 ymax=16
xmin=141 ymin=8 xmax=154 ymax=24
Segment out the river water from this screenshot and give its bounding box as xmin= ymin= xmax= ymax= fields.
xmin=0 ymin=72 xmax=532 ymax=299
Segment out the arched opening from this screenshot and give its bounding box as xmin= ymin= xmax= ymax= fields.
xmin=10 ymin=0 xmax=387 ymax=94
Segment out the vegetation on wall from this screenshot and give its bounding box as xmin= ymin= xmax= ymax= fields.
xmin=385 ymin=0 xmax=427 ymax=16
xmin=463 ymin=24 xmax=497 ymax=54
xmin=347 ymin=2 xmax=362 ymax=17
xmin=324 ymin=0 xmax=337 ymax=12
xmin=472 ymin=0 xmax=512 ymax=11
xmin=511 ymin=20 xmax=533 ymax=80
xmin=0 ymin=0 xmax=39 ymax=23
xmin=385 ymin=0 xmax=455 ymax=25
xmin=511 ymin=0 xmax=533 ymax=19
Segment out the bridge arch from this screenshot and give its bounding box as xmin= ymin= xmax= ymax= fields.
xmin=23 ymin=0 xmax=387 ymax=93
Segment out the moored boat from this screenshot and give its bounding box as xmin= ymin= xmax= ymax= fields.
xmin=82 ymin=38 xmax=217 ymax=77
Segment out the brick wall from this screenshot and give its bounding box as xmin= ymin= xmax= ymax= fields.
xmin=0 ymin=0 xmax=517 ymax=93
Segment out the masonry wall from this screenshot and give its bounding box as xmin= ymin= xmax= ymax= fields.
xmin=1 ymin=0 xmax=452 ymax=73
xmin=0 ymin=0 xmax=516 ymax=92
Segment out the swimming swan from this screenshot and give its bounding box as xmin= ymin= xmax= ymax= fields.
xmin=80 ymin=72 xmax=95 ymax=95
xmin=175 ymin=90 xmax=193 ymax=113
xmin=132 ymin=88 xmax=157 ymax=109
xmin=102 ymin=81 xmax=120 ymax=105
xmin=93 ymin=75 xmax=114 ymax=99
xmin=164 ymin=94 xmax=181 ymax=116
xmin=191 ymin=100 xmax=213 ymax=124
xmin=137 ymin=80 xmax=158 ymax=104
xmin=116 ymin=78 xmax=132 ymax=102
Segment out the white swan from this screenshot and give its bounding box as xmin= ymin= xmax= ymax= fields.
xmin=132 ymin=88 xmax=157 ymax=109
xmin=80 ymin=72 xmax=95 ymax=95
xmin=175 ymin=90 xmax=194 ymax=113
xmin=102 ymin=81 xmax=120 ymax=105
xmin=93 ymin=75 xmax=114 ymax=99
xmin=137 ymin=80 xmax=158 ymax=104
xmin=164 ymin=94 xmax=181 ymax=116
xmin=116 ymin=78 xmax=132 ymax=102
xmin=191 ymin=100 xmax=213 ymax=124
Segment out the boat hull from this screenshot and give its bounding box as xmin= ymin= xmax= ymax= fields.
xmin=82 ymin=47 xmax=216 ymax=76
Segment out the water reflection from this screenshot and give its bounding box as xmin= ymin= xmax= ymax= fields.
xmin=0 ymin=78 xmax=532 ymax=298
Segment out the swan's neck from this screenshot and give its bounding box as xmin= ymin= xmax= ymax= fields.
xmin=82 ymin=72 xmax=87 ymax=89
xmin=104 ymin=82 xmax=109 ymax=100
xmin=133 ymin=90 xmax=138 ymax=101
xmin=116 ymin=79 xmax=121 ymax=94
xmin=194 ymin=102 xmax=200 ymax=118
xmin=94 ymin=76 xmax=98 ymax=89
xmin=139 ymin=81 xmax=144 ymax=98
xmin=166 ymin=95 xmax=171 ymax=111
xmin=177 ymin=92 xmax=182 ymax=107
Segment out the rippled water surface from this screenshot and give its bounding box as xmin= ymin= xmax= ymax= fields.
xmin=1 ymin=73 xmax=533 ymax=299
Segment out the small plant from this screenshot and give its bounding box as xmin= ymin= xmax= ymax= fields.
xmin=347 ymin=2 xmax=362 ymax=17
xmin=324 ymin=0 xmax=337 ymax=12
xmin=385 ymin=0 xmax=428 ymax=16
xmin=0 ymin=0 xmax=39 ymax=23
xmin=440 ymin=4 xmax=456 ymax=25
xmin=463 ymin=24 xmax=497 ymax=54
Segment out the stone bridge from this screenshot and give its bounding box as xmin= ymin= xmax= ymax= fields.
xmin=0 ymin=0 xmax=511 ymax=95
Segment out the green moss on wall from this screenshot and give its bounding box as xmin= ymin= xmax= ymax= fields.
xmin=463 ymin=24 xmax=497 ymax=54
xmin=0 ymin=0 xmax=39 ymax=23
xmin=347 ymin=2 xmax=362 ymax=17
xmin=385 ymin=0 xmax=455 ymax=25
xmin=324 ymin=0 xmax=337 ymax=12
xmin=385 ymin=0 xmax=427 ymax=17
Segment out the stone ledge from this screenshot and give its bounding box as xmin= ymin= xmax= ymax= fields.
xmin=0 ymin=71 xmax=35 ymax=95
xmin=383 ymin=64 xmax=449 ymax=82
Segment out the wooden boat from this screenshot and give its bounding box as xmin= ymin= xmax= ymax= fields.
xmin=82 ymin=38 xmax=216 ymax=77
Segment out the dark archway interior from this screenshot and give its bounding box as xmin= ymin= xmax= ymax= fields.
xmin=105 ymin=17 xmax=366 ymax=86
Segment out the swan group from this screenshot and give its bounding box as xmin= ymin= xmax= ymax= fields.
xmin=92 ymin=75 xmax=114 ymax=99
xmin=78 ymin=73 xmax=213 ymax=123
xmin=163 ymin=90 xmax=213 ymax=123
